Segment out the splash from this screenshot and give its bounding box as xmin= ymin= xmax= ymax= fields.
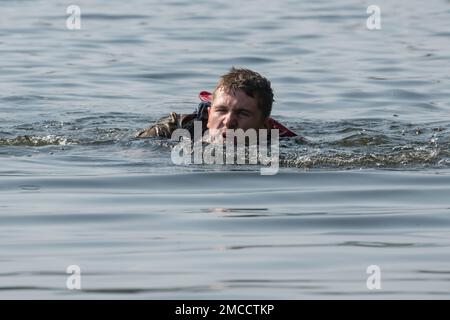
xmin=0 ymin=135 xmax=69 ymax=147
xmin=2 ymin=116 xmax=449 ymax=170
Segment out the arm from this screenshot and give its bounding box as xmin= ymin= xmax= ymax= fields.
xmin=136 ymin=112 xmax=180 ymax=138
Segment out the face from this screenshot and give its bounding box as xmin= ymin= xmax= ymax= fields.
xmin=207 ymin=88 xmax=268 ymax=138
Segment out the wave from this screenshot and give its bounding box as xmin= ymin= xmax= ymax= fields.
xmin=0 ymin=135 xmax=69 ymax=147
xmin=1 ymin=116 xmax=449 ymax=169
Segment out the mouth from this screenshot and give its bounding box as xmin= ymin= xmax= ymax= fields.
xmin=208 ymin=129 xmax=237 ymax=143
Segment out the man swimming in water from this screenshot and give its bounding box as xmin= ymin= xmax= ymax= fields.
xmin=136 ymin=67 xmax=297 ymax=140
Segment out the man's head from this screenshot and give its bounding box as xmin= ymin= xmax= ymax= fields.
xmin=207 ymin=68 xmax=274 ymax=138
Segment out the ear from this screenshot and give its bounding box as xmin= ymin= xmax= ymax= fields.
xmin=263 ymin=117 xmax=271 ymax=129
xmin=207 ymin=106 xmax=212 ymax=122
xmin=206 ymin=106 xmax=211 ymax=128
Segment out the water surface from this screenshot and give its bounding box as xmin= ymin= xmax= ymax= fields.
xmin=1 ymin=0 xmax=450 ymax=299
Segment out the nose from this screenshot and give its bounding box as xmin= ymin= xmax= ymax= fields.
xmin=223 ymin=112 xmax=238 ymax=129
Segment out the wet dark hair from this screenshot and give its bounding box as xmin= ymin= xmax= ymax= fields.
xmin=213 ymin=67 xmax=274 ymax=119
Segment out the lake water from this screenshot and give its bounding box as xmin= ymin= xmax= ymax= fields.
xmin=1 ymin=0 xmax=450 ymax=299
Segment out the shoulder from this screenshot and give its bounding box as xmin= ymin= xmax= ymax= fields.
xmin=136 ymin=112 xmax=180 ymax=138
xmin=136 ymin=102 xmax=208 ymax=139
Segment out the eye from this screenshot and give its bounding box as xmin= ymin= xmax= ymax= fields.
xmin=215 ymin=107 xmax=228 ymax=114
xmin=239 ymin=110 xmax=251 ymax=117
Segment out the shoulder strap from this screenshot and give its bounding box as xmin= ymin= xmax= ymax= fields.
xmin=196 ymin=101 xmax=210 ymax=121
